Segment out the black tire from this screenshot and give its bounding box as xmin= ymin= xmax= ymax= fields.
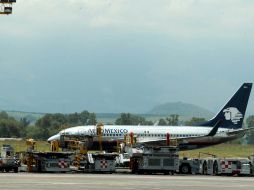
xmin=180 ymin=164 xmax=191 ymax=174
xmin=249 ymin=162 xmax=253 ymax=176
xmin=14 ymin=167 xmax=19 ymax=173
xmin=202 ymin=162 xmax=208 ymax=175
xmin=213 ymin=161 xmax=218 ymax=176
xmin=5 ymin=168 xmax=10 ymax=173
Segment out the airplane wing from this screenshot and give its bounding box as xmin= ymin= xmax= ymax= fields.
xmin=135 ymin=129 xmax=220 ymax=146
xmin=135 ymin=135 xmax=204 ymax=147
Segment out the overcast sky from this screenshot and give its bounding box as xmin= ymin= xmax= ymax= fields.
xmin=0 ymin=0 xmax=254 ymax=114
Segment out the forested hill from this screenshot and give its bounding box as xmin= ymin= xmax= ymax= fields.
xmin=147 ymin=102 xmax=214 ymax=118
xmin=4 ymin=111 xmax=44 ymax=124
xmin=2 ymin=101 xmax=214 ymax=123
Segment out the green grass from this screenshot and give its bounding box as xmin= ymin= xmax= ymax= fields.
xmin=180 ymin=144 xmax=254 ymax=158
xmin=0 ymin=140 xmax=51 ymax=153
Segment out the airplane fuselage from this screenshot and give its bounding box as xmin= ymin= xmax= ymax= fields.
xmin=50 ymin=125 xmax=241 ymax=151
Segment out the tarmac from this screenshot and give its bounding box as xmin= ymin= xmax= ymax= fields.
xmin=0 ymin=173 xmax=254 ymax=190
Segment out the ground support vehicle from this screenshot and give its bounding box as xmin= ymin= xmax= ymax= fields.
xmin=179 ymin=157 xmax=202 ymax=174
xmin=130 ymin=146 xmax=179 ymax=175
xmin=23 ymin=152 xmax=72 ymax=173
xmin=248 ymin=155 xmax=254 ymax=176
xmin=58 ymin=133 xmax=118 ymax=173
xmin=0 ymin=145 xmax=20 ymax=173
xmin=206 ymin=157 xmax=252 ymax=176
xmin=82 ymin=153 xmax=118 ymax=173
xmin=72 ymin=153 xmax=88 ymax=170
xmin=0 ymin=0 xmax=16 ymax=15
xmin=115 ymin=153 xmax=130 ymax=168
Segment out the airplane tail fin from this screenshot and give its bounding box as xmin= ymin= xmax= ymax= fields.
xmin=200 ymin=83 xmax=252 ymax=129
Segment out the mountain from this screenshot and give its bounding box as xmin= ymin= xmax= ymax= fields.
xmin=147 ymin=102 xmax=214 ymax=119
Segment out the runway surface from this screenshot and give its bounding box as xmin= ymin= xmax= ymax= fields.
xmin=0 ymin=173 xmax=253 ymax=190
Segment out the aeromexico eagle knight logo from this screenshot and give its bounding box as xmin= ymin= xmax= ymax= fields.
xmin=223 ymin=107 xmax=243 ymax=124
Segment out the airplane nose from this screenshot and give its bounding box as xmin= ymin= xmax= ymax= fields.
xmin=47 ymin=134 xmax=60 ymax=142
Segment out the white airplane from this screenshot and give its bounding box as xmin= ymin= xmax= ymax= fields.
xmin=48 ymin=83 xmax=253 ymax=151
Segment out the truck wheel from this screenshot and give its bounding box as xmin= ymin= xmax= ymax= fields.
xmin=180 ymin=164 xmax=191 ymax=174
xmin=14 ymin=167 xmax=19 ymax=173
xmin=213 ymin=161 xmax=218 ymax=175
xmin=5 ymin=168 xmax=10 ymax=173
xmin=202 ymin=162 xmax=208 ymax=175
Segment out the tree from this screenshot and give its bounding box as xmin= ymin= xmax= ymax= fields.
xmin=245 ymin=115 xmax=254 ymax=144
xmin=0 ymin=112 xmax=22 ymax=138
xmin=158 ymin=118 xmax=167 ymax=126
xmin=0 ymin=111 xmax=8 ymax=119
xmin=20 ymin=118 xmax=30 ymax=128
xmin=80 ymin=111 xmax=90 ymax=124
xmin=88 ymin=113 xmax=97 ymax=125
xmin=115 ymin=113 xmax=133 ymax=125
xmin=35 ymin=113 xmax=67 ymax=139
xmin=68 ymin=112 xmax=81 ymax=125
xmin=0 ymin=118 xmax=21 ymax=138
xmin=34 ymin=111 xmax=97 ymax=140
xmin=25 ymin=125 xmax=44 ymax=140
xmin=115 ymin=113 xmax=153 ymax=125
xmin=166 ymin=114 xmax=179 ymax=126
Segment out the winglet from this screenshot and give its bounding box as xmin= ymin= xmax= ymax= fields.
xmin=206 ymin=120 xmax=221 ymax=136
